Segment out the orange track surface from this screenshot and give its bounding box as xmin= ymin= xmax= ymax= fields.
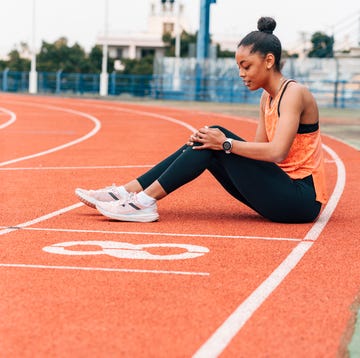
xmin=0 ymin=93 xmax=359 ymax=357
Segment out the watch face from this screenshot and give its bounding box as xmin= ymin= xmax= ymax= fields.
xmin=223 ymin=141 xmax=231 ymax=151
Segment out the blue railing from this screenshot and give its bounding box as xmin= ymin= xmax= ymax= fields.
xmin=1 ymin=70 xmax=359 ymax=108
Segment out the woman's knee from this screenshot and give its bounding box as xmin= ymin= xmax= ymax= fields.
xmin=209 ymin=125 xmax=244 ymax=141
xmin=209 ymin=124 xmax=225 ymax=131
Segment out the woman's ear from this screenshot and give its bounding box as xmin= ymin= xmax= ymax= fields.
xmin=265 ymin=53 xmax=275 ymax=70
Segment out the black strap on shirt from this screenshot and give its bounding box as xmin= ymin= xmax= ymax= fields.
xmin=278 ymin=80 xmax=319 ymax=134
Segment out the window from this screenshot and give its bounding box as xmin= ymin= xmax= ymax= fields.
xmin=163 ymin=22 xmax=174 ymax=34
xmin=117 ymin=48 xmax=123 ymax=58
xmin=141 ymin=49 xmax=155 ymax=58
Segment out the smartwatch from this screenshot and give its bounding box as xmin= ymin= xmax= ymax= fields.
xmin=222 ymin=138 xmax=233 ymax=154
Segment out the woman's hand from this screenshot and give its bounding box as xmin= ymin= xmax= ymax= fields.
xmin=187 ymin=126 xmax=227 ymax=150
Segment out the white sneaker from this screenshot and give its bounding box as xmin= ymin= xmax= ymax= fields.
xmin=75 ymin=185 xmax=128 ymax=209
xmin=96 ymin=193 xmax=159 ymax=222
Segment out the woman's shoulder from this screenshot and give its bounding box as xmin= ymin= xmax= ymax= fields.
xmin=283 ymin=80 xmax=319 ymax=122
xmin=285 ymin=80 xmax=312 ymax=96
xmin=282 ymin=80 xmax=315 ymax=104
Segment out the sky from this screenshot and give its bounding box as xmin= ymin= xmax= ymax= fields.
xmin=0 ymin=0 xmax=359 ymax=57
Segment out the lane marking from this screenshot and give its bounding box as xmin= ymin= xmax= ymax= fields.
xmin=0 ymin=165 xmax=153 ymax=171
xmin=0 ymin=203 xmax=83 ymax=236
xmin=77 ymin=103 xmax=198 ymax=132
xmin=0 ymin=263 xmax=209 ymax=276
xmin=43 ymin=241 xmax=210 ymax=260
xmin=0 ymin=159 xmax=335 ymax=171
xmin=0 ymin=107 xmax=16 ymax=129
xmin=0 ymin=226 xmax=302 ymax=242
xmin=0 ymin=99 xmax=348 ymax=351
xmin=0 ymin=101 xmax=198 ymax=238
xmin=0 ymin=102 xmax=101 ymax=167
xmin=303 ymin=144 xmax=346 ymax=242
xmin=193 ymin=143 xmax=346 ymax=357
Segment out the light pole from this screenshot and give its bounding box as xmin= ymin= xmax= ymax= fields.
xmin=29 ymin=0 xmax=38 ymax=94
xmin=100 ymin=0 xmax=109 ymax=96
xmin=196 ymin=0 xmax=216 ymax=61
xmin=174 ymin=1 xmax=181 ymax=58
xmin=173 ymin=0 xmax=182 ymax=90
xmin=195 ymin=0 xmax=216 ymax=100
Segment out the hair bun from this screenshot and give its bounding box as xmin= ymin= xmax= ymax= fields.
xmin=257 ymin=17 xmax=276 ymax=34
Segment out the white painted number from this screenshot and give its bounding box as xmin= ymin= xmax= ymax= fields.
xmin=43 ymin=241 xmax=209 ymax=260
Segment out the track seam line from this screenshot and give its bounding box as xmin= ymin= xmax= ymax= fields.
xmin=0 ymin=165 xmax=154 ymax=171
xmin=0 ymin=263 xmax=209 ymax=276
xmin=0 ymin=226 xmax=301 ymax=242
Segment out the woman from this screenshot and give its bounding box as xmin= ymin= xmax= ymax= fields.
xmin=75 ymin=17 xmax=327 ymax=223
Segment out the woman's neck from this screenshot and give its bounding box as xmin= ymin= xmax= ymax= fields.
xmin=266 ymin=74 xmax=286 ymax=99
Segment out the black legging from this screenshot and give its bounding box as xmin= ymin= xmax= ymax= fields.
xmin=137 ymin=126 xmax=321 ymax=223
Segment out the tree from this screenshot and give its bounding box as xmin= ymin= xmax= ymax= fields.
xmin=88 ymin=45 xmax=104 ymax=73
xmin=0 ymin=60 xmax=7 ymax=71
xmin=163 ymin=30 xmax=235 ymax=58
xmin=5 ymin=49 xmax=30 ymax=71
xmin=37 ymin=37 xmax=87 ymax=72
xmin=216 ymin=45 xmax=235 ymax=58
xmin=162 ymin=30 xmax=197 ymax=57
xmin=308 ymin=32 xmax=334 ymax=58
xmin=120 ymin=55 xmax=154 ymax=75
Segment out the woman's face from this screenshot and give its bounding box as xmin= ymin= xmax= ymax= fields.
xmin=235 ymin=45 xmax=270 ymax=91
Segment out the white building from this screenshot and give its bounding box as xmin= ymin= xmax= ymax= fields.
xmin=96 ymin=0 xmax=190 ymax=61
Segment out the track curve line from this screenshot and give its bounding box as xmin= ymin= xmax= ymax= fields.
xmin=0 ymin=107 xmax=16 ymax=130
xmin=193 ymin=143 xmax=346 ymax=357
xmin=79 ymin=103 xmax=198 ymax=132
xmin=0 ymin=102 xmax=101 ymax=167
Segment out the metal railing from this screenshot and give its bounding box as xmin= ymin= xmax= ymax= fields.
xmin=1 ymin=69 xmax=359 ymax=108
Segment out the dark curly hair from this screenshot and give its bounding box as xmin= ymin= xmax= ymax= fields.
xmin=238 ymin=17 xmax=282 ymax=72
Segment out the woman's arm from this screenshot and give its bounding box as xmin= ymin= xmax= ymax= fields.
xmin=191 ymin=83 xmax=303 ymax=163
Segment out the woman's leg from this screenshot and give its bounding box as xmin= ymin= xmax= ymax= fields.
xmin=149 ymin=126 xmax=321 ymax=223
xmin=207 ymin=151 xmax=321 ymax=222
xmin=109 ymin=125 xmax=320 ymax=223
xmin=132 ymin=145 xmax=188 ymax=190
xmin=206 ymin=126 xmax=321 ymax=222
xmin=120 ymin=145 xmax=188 ymax=194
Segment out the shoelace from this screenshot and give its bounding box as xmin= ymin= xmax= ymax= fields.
xmin=106 ymin=183 xmax=118 ymax=192
xmin=127 ymin=192 xmax=137 ymax=203
xmin=117 ymin=192 xmax=136 ymax=207
xmin=102 ymin=184 xmax=130 ymax=205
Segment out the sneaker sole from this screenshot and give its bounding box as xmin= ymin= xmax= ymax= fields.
xmin=96 ymin=205 xmax=159 ymax=223
xmin=75 ymin=189 xmax=97 ymax=209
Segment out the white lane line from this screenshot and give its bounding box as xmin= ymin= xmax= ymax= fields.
xmin=192 ymin=143 xmax=346 ymax=358
xmin=77 ymin=103 xmax=198 ymax=132
xmin=0 ymin=203 xmax=83 ymax=236
xmin=0 ymin=103 xmax=101 ymax=167
xmin=0 ymin=165 xmax=153 ymax=171
xmin=0 ymin=226 xmax=302 ymax=242
xmin=0 ymin=263 xmax=209 ymax=276
xmin=0 ymin=102 xmax=198 ymax=240
xmin=0 ymin=107 xmax=16 ymax=129
xmin=303 ymin=145 xmax=346 ymax=242
xmin=0 ymin=101 xmax=346 ymax=344
xmin=194 ymin=241 xmax=314 ymax=357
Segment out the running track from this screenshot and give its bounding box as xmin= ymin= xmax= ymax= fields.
xmin=1 ymin=93 xmax=359 ymax=357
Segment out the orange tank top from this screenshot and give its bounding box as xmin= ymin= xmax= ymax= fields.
xmin=264 ymin=80 xmax=328 ymax=204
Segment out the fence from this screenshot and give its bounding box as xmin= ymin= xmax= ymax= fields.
xmin=1 ymin=57 xmax=360 ymax=108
